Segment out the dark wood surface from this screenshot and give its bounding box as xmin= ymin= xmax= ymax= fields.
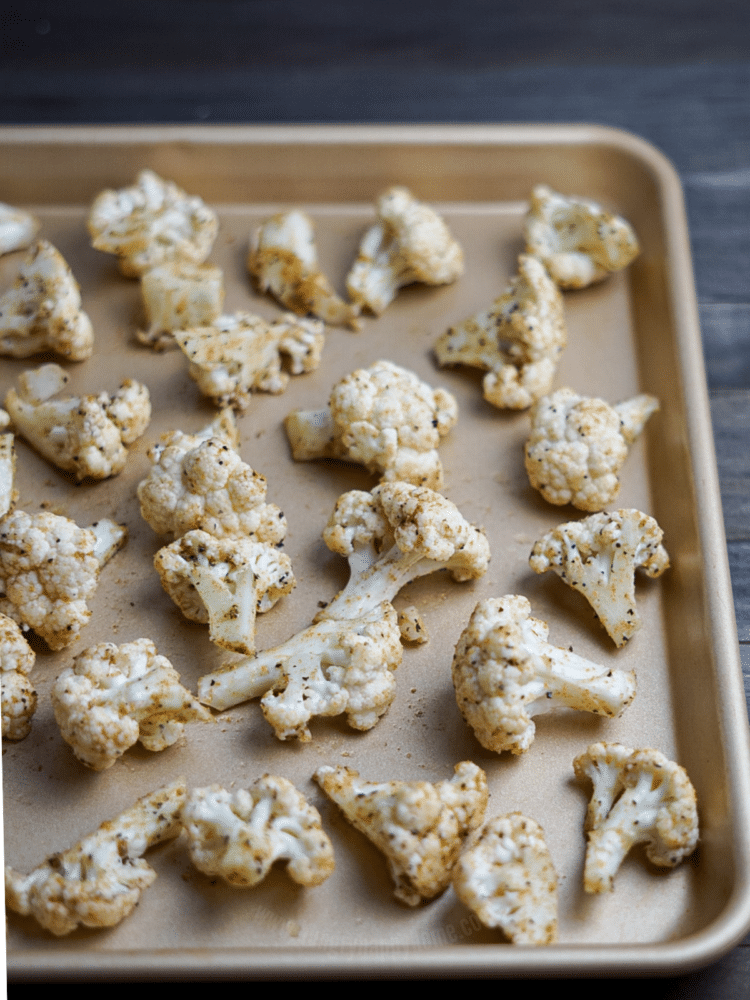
xmin=2 ymin=1 xmax=749 ymax=989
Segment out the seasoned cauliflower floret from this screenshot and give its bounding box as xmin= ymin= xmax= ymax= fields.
xmin=523 ymin=184 xmax=640 ymax=289
xmin=0 ymin=202 xmax=39 ymax=255
xmin=434 ymin=254 xmax=567 ymax=409
xmin=5 ymin=363 xmax=151 ymax=480
xmin=397 ymin=604 xmax=428 ymax=644
xmin=453 ymin=813 xmax=558 ymax=945
xmin=137 ymin=261 xmax=224 ymax=350
xmin=87 ymin=169 xmax=218 ymax=277
xmin=248 ymin=209 xmax=359 ymax=328
xmin=346 ymin=186 xmax=464 ymax=315
xmin=285 ymin=360 xmax=458 ymax=488
xmin=52 ymin=638 xmax=211 ymax=770
xmin=175 ymin=311 xmax=324 ymax=411
xmin=5 ymin=778 xmax=186 ymax=936
xmin=0 ymin=432 xmax=17 ymax=518
xmin=0 ymin=240 xmax=94 ymax=361
xmin=0 ymin=612 xmax=36 ymax=740
xmin=314 ymin=762 xmax=488 ymax=906
xmin=524 ymin=387 xmax=659 ymax=511
xmin=183 ymin=776 xmax=335 ymax=888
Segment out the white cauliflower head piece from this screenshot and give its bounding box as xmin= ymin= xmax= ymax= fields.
xmin=314 ymin=761 xmax=488 ymax=906
xmin=524 ymin=387 xmax=659 ymax=511
xmin=0 ymin=202 xmax=40 ymax=255
xmin=5 ymin=778 xmax=186 ymax=936
xmin=0 ymin=431 xmax=17 ymax=518
xmin=52 ymin=638 xmax=211 ymax=770
xmin=87 ymin=169 xmax=218 ymax=277
xmin=0 ymin=611 xmax=37 ymax=740
xmin=137 ymin=261 xmax=224 ymax=350
xmin=453 ymin=813 xmax=558 ymax=945
xmin=0 ymin=240 xmax=94 ymax=361
xmin=523 ymin=184 xmax=640 ymax=289
xmin=183 ymin=777 xmax=335 ymax=888
xmin=285 ymin=360 xmax=458 ymax=489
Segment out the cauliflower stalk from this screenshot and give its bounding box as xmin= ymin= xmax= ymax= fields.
xmin=137 ymin=261 xmax=224 ymax=350
xmin=346 ymin=186 xmax=464 ymax=315
xmin=314 ymin=761 xmax=488 ymax=906
xmin=183 ymin=776 xmax=335 ymax=888
xmin=5 ymin=779 xmax=186 ymax=936
xmin=0 ymin=202 xmax=39 ymax=255
xmin=52 ymin=638 xmax=212 ymax=770
xmin=434 ymin=254 xmax=567 ymax=409
xmin=524 ymin=387 xmax=659 ymax=511
xmin=573 ymin=742 xmax=699 ymax=893
xmin=285 ymin=359 xmax=458 ymax=489
xmin=0 ymin=612 xmax=37 ymax=740
xmin=452 ymin=595 xmax=636 ymax=755
xmin=530 ymin=509 xmax=669 ymax=646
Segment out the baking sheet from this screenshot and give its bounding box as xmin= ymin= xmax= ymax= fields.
xmin=2 ymin=124 xmax=749 ymax=979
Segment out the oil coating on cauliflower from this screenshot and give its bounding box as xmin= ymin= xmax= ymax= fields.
xmin=524 ymin=387 xmax=659 ymax=511
xmin=314 ymin=761 xmax=488 ymax=906
xmin=523 ymin=185 xmax=640 ymax=289
xmin=175 ymin=310 xmax=325 ymax=411
xmin=183 ymin=776 xmax=335 ymax=888
xmin=346 ymin=186 xmax=464 ymax=315
xmin=0 ymin=611 xmax=36 ymax=740
xmin=0 ymin=240 xmax=94 ymax=361
xmin=52 ymin=638 xmax=212 ymax=770
xmin=285 ymin=360 xmax=458 ymax=489
xmin=5 ymin=363 xmax=151 ymax=480
xmin=453 ymin=813 xmax=558 ymax=945
xmin=5 ymin=778 xmax=186 ymax=936
xmin=87 ymin=169 xmax=218 ymax=278
xmin=434 ymin=254 xmax=567 ymax=410
xmin=137 ymin=261 xmax=224 ymax=350
xmin=0 ymin=202 xmax=39 ymax=255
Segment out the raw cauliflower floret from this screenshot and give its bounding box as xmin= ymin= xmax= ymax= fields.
xmin=87 ymin=169 xmax=218 ymax=278
xmin=573 ymin=742 xmax=699 ymax=893
xmin=285 ymin=360 xmax=458 ymax=489
xmin=0 ymin=611 xmax=37 ymax=740
xmin=0 ymin=202 xmax=39 ymax=255
xmin=452 ymin=596 xmax=636 ymax=755
xmin=0 ymin=511 xmax=125 ymax=651
xmin=248 ymin=209 xmax=359 ymax=328
xmin=453 ymin=813 xmax=558 ymax=945
xmin=529 ymin=509 xmax=669 ymax=647
xmin=137 ymin=261 xmax=224 ymax=350
xmin=314 ymin=761 xmax=488 ymax=906
xmin=5 ymin=363 xmax=151 ymax=480
xmin=5 ymin=778 xmax=186 ymax=936
xmin=175 ymin=310 xmax=325 ymax=411
xmin=0 ymin=240 xmax=94 ymax=360
xmin=523 ymin=184 xmax=640 ymax=289
xmin=524 ymin=387 xmax=659 ymax=511
xmin=183 ymin=776 xmax=335 ymax=888
xmin=52 ymin=638 xmax=211 ymax=770
xmin=154 ymin=529 xmax=295 ymax=654
xmin=434 ymin=254 xmax=567 ymax=409
xmin=346 ymin=186 xmax=464 ymax=315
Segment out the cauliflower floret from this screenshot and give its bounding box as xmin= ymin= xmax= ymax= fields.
xmin=0 ymin=511 xmax=125 ymax=651
xmin=346 ymin=186 xmax=464 ymax=315
xmin=6 ymin=363 xmax=151 ymax=480
xmin=453 ymin=813 xmax=558 ymax=945
xmin=452 ymin=596 xmax=636 ymax=755
xmin=175 ymin=311 xmax=325 ymax=411
xmin=87 ymin=169 xmax=218 ymax=278
xmin=0 ymin=202 xmax=39 ymax=255
xmin=285 ymin=360 xmax=458 ymax=489
xmin=524 ymin=387 xmax=659 ymax=511
xmin=397 ymin=605 xmax=428 ymax=644
xmin=434 ymin=254 xmax=567 ymax=409
xmin=248 ymin=209 xmax=359 ymax=328
xmin=183 ymin=777 xmax=335 ymax=888
xmin=154 ymin=529 xmax=294 ymax=654
xmin=523 ymin=185 xmax=640 ymax=289
xmin=573 ymin=742 xmax=699 ymax=893
xmin=529 ymin=509 xmax=669 ymax=646
xmin=5 ymin=778 xmax=186 ymax=936
xmin=52 ymin=638 xmax=212 ymax=770
xmin=0 ymin=240 xmax=94 ymax=361
xmin=137 ymin=261 xmax=224 ymax=350
xmin=0 ymin=612 xmax=36 ymax=740
xmin=0 ymin=432 xmax=17 ymax=518
xmin=314 ymin=761 xmax=488 ymax=906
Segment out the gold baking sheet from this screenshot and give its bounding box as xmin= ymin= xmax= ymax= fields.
xmin=2 ymin=124 xmax=749 ymax=979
